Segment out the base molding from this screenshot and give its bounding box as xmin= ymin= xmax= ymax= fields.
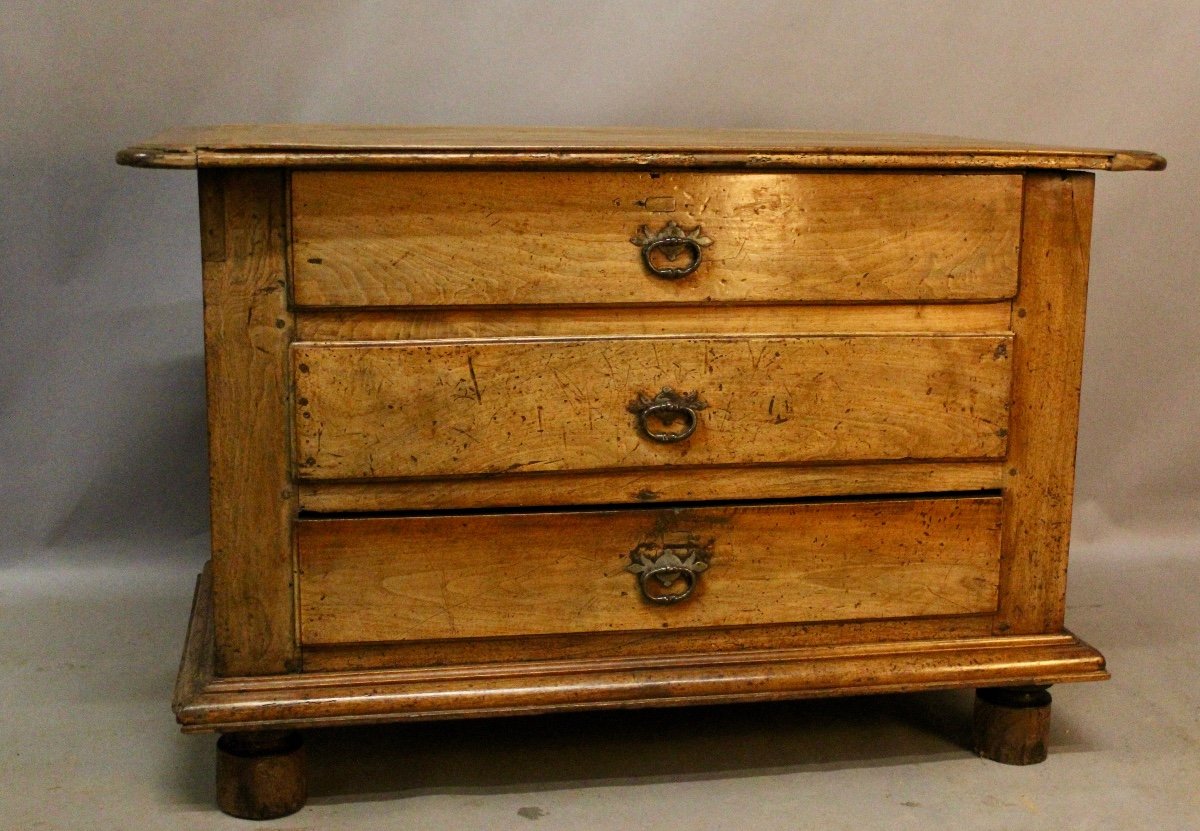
xmin=175 ymin=565 xmax=1108 ymax=734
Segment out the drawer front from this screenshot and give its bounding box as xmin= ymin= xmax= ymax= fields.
xmin=297 ymin=497 xmax=1003 ymax=645
xmin=293 ymin=334 xmax=1012 ymax=480
xmin=291 ymin=171 xmax=1021 ymax=307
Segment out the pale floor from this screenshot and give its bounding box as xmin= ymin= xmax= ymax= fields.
xmin=1 ymin=535 xmax=1197 ymax=830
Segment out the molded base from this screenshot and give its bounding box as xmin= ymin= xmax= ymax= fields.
xmin=174 ymin=566 xmax=1108 ymax=734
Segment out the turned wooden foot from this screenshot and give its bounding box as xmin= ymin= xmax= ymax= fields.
xmin=216 ymin=730 xmax=306 ymax=820
xmin=972 ymin=685 xmax=1052 ymax=765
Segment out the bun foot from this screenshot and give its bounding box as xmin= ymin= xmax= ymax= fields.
xmin=972 ymin=685 xmax=1052 ymax=765
xmin=216 ymin=730 xmax=306 ymax=819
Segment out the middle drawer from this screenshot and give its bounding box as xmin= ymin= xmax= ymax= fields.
xmin=293 ymin=334 xmax=1011 ymax=480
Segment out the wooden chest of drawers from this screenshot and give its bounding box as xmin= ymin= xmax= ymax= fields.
xmin=119 ymin=127 xmax=1163 ymax=819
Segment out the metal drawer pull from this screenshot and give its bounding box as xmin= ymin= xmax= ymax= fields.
xmin=626 ymin=540 xmax=712 ymax=605
xmin=628 ymin=387 xmax=707 ymax=443
xmin=630 ymin=220 xmax=712 ymax=279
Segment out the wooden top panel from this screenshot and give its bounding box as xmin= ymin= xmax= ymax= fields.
xmin=117 ymin=125 xmax=1165 ymax=171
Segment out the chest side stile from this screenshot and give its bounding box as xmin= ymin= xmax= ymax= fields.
xmin=199 ymin=168 xmax=299 ymax=676
xmin=996 ymin=171 xmax=1095 ymax=635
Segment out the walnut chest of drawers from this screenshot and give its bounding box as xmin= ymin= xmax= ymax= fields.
xmin=118 ymin=126 xmax=1163 ymax=819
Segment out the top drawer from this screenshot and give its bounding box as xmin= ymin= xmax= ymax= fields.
xmin=290 ymin=171 xmax=1021 ymax=308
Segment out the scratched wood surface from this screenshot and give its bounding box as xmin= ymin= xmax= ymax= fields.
xmin=292 ymin=334 xmax=1012 ymax=480
xmin=297 ymin=497 xmax=1003 ymax=644
xmin=290 ymin=171 xmax=1021 ymax=306
xmin=117 ymin=124 xmax=1167 ymax=171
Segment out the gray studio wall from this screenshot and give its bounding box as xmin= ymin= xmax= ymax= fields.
xmin=2 ymin=1 xmax=1197 ymax=566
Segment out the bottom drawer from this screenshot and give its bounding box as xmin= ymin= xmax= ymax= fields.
xmin=297 ymin=497 xmax=1002 ymax=646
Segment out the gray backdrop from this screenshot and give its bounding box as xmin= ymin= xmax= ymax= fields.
xmin=3 ymin=3 xmax=1199 ymax=828
xmin=3 ymin=2 xmax=1196 ymax=559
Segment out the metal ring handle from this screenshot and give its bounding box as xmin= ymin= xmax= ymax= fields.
xmin=628 ymin=388 xmax=707 ymax=444
xmin=637 ymin=564 xmax=699 ymax=605
xmin=641 ymin=237 xmax=703 ymax=279
xmin=637 ymin=401 xmax=699 ymax=443
xmin=630 ymin=221 xmax=712 ymax=280
xmin=626 ymin=540 xmax=712 ymax=606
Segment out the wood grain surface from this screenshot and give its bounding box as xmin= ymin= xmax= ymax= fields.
xmin=291 ymin=171 xmax=1021 ymax=306
xmin=175 ymin=565 xmax=1109 ymax=733
xmin=300 ymin=614 xmax=999 ymax=672
xmin=116 ymin=125 xmax=1166 ymax=171
xmin=297 ymin=461 xmax=1003 ymax=512
xmin=199 ymin=171 xmax=298 ymax=676
xmin=292 ymin=334 xmax=1013 ymax=480
xmin=996 ymin=172 xmax=1095 ymax=635
xmin=297 ymin=497 xmax=1003 ymax=644
xmin=294 ymin=302 xmax=1014 ymax=341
